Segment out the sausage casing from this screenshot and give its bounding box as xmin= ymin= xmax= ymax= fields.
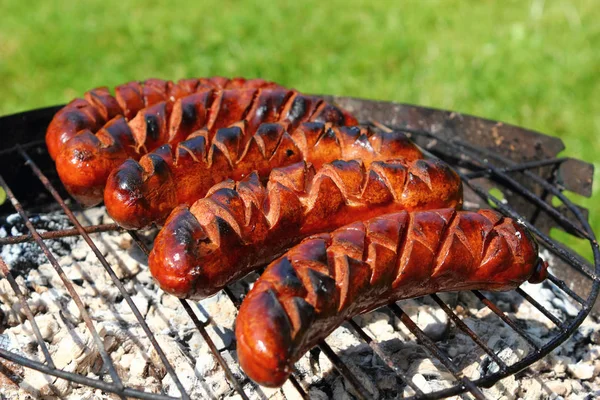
xmin=52 ymin=79 xmax=356 ymax=206
xmin=47 ymin=77 xmax=278 ymax=160
xmin=104 ymin=123 xmax=422 ymax=229
xmin=148 ymin=158 xmax=463 ymax=299
xmin=235 ymin=209 xmax=547 ymax=387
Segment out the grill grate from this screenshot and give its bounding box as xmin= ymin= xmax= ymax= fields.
xmin=0 ymin=102 xmax=598 ymax=399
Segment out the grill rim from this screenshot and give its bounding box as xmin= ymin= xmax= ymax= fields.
xmin=0 ymin=101 xmax=596 ymax=400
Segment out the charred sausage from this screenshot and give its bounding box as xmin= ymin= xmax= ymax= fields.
xmin=235 ymin=209 xmax=547 ymax=387
xmin=47 ymin=77 xmax=282 ymax=160
xmin=53 ymin=80 xmax=357 ymax=206
xmin=148 ymin=158 xmax=463 ymax=299
xmin=104 ymin=123 xmax=422 ymax=229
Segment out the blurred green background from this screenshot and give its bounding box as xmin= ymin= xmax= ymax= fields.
xmin=1 ymin=0 xmax=598 ymax=259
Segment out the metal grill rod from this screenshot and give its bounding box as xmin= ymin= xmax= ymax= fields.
xmin=128 ymin=232 xmax=251 ymax=400
xmin=0 ymin=348 xmax=177 ymax=400
xmin=0 ymin=257 xmax=56 ymax=369
xmin=454 ymin=141 xmax=596 ymax=280
xmin=346 ymin=318 xmax=426 ymax=396
xmin=318 ymin=341 xmax=370 ymax=400
xmin=223 ymin=282 xmax=369 ymax=399
xmin=17 ymin=148 xmax=191 ymax=400
xmin=0 ymin=223 xmax=121 ymax=246
xmin=546 ymin=274 xmax=585 ymax=304
xmin=514 ymin=287 xmax=563 ymax=328
xmin=414 ymin=267 xmax=599 ymax=399
xmin=372 ymin=120 xmax=599 ymax=395
xmin=0 ymin=113 xmax=596 ymax=399
xmin=463 ymin=158 xmax=594 ymax=281
xmin=222 ymin=285 xmax=326 ymax=400
xmin=429 ymin=294 xmax=508 ymax=373
xmin=471 ymin=290 xmax=540 ymax=350
xmin=374 ymin=121 xmax=592 ymax=306
xmin=179 ymin=299 xmax=250 ymax=400
xmin=465 ymin=178 xmax=588 ymax=305
xmin=0 ymin=140 xmax=45 ymax=156
xmin=387 ymin=304 xmax=487 ymax=400
xmin=0 ymin=173 xmax=127 ymax=397
xmin=454 ymin=138 xmax=592 ymax=240
xmin=462 ymin=158 xmax=567 ymax=180
xmin=123 ymin=117 xmax=596 ymax=400
xmin=466 ymin=155 xmax=590 ymax=241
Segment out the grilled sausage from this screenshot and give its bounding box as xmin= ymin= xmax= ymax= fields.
xmin=47 ymin=77 xmax=281 ymax=160
xmin=104 ymin=123 xmax=422 ymax=229
xmin=235 ymin=209 xmax=547 ymax=387
xmin=148 ymin=158 xmax=463 ymax=299
xmin=53 ymin=81 xmax=357 ymax=206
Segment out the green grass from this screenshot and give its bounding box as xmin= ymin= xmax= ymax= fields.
xmin=1 ymin=0 xmax=598 ymax=259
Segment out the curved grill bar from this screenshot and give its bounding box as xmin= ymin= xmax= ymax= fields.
xmin=0 ymin=174 xmax=127 ymax=398
xmin=16 ymin=149 xmax=190 ymax=400
xmin=0 ymin=104 xmax=596 ymax=399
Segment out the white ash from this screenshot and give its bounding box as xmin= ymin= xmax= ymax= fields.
xmin=0 ymin=208 xmax=597 ymax=400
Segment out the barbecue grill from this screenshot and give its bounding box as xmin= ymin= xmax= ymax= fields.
xmin=0 ymin=96 xmax=598 ymax=399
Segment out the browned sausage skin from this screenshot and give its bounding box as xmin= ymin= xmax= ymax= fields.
xmin=104 ymin=123 xmax=421 ymax=229
xmin=148 ymin=158 xmax=463 ymax=299
xmin=52 ymin=78 xmax=357 ymax=206
xmin=50 ymin=78 xmax=284 ymax=205
xmin=235 ymin=209 xmax=547 ymax=387
xmin=46 ymin=77 xmax=284 ymax=160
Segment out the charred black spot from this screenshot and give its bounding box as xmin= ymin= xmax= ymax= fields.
xmin=115 ymin=161 xmax=143 ymax=193
xmin=181 ymin=135 xmax=207 ymax=154
xmin=306 ymin=268 xmax=335 ymax=297
xmin=287 ymin=95 xmax=309 ymax=122
xmin=117 ymin=173 xmax=142 ymax=194
xmin=256 ymin=123 xmax=283 ymax=138
xmin=286 ymin=149 xmax=295 ymax=157
xmin=181 ymin=101 xmax=197 ymax=125
xmin=342 ymin=126 xmax=361 ymax=137
xmin=72 ymin=148 xmax=94 ymax=162
xmin=66 ymin=111 xmax=89 ymax=127
xmin=145 ymin=115 xmax=160 ymax=141
xmin=146 ymin=153 xmax=171 ymax=178
xmin=302 ymin=121 xmax=326 ymax=131
xmin=173 ymin=216 xmax=198 ymax=245
xmin=270 ymin=257 xmax=304 ymax=291
xmin=215 ymin=126 xmax=243 ymax=145
xmin=211 ymin=188 xmax=242 ymax=207
xmin=290 ymin=296 xmax=316 ymax=331
xmin=324 ymin=127 xmax=337 ymax=140
xmin=313 ymin=104 xmax=344 ymax=125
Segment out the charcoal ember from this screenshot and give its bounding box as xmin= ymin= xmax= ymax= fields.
xmin=0 ymin=213 xmax=75 ymax=275
xmin=307 ymin=388 xmax=328 ymax=400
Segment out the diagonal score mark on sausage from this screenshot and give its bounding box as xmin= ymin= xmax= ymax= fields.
xmin=104 ymin=121 xmax=421 ymax=229
xmin=234 ymin=209 xmax=545 ymax=387
xmin=50 ymin=77 xmax=357 ymax=207
xmin=148 ymin=157 xmax=463 ymax=299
